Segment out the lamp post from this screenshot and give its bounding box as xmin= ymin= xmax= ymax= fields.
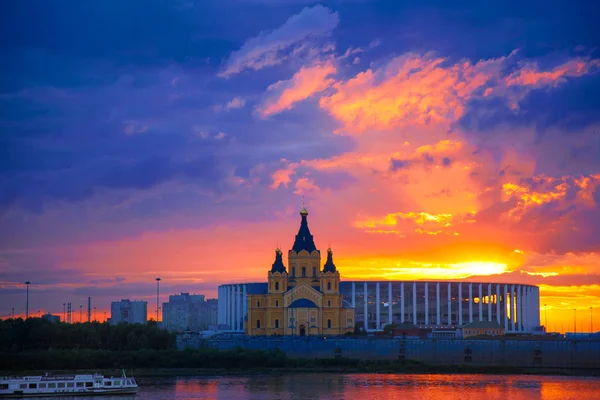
xmin=25 ymin=281 xmax=31 ymax=319
xmin=79 ymin=305 xmax=83 ymax=323
xmin=156 ymin=278 xmax=161 ymax=322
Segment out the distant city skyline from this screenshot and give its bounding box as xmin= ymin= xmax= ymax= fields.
xmin=1 ymin=1 xmax=599 ymax=334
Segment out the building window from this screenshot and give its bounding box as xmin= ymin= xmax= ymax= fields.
xmin=327 ymin=282 xmax=331 ymax=291
xmin=257 ymin=301 xmax=260 ymax=307
xmin=313 ymin=267 xmax=316 ymax=276
xmin=276 ymin=300 xmax=279 ymax=307
xmin=275 ymin=319 xmax=279 ymax=329
xmin=275 ymin=282 xmax=279 ymax=290
xmin=328 ymin=300 xmax=331 ymax=307
xmin=256 ymin=320 xmax=261 ymax=329
xmin=302 ymin=267 xmax=306 ymax=277
xmin=328 ymin=319 xmax=332 ymax=329
xmin=292 ymin=267 xmax=296 ymax=277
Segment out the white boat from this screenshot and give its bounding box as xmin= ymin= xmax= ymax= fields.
xmin=0 ymin=369 xmax=138 ymax=398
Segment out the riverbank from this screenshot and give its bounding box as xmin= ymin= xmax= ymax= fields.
xmin=2 ymin=348 xmax=598 ymax=377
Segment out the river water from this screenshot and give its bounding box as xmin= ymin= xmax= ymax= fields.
xmin=30 ymin=373 xmax=600 ymax=400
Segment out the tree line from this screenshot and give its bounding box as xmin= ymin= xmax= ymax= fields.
xmin=0 ymin=318 xmax=176 ymax=352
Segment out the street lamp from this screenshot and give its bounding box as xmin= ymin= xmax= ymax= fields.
xmin=25 ymin=281 xmax=31 ymax=319
xmin=63 ymin=303 xmax=66 ymax=323
xmin=79 ymin=305 xmax=83 ymax=323
xmin=156 ymin=278 xmax=161 ymax=322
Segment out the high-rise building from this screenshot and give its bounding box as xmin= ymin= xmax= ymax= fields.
xmin=162 ymin=293 xmax=218 ymax=332
xmin=109 ymin=299 xmax=147 ymax=325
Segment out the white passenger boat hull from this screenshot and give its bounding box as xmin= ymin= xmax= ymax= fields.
xmin=0 ymin=371 xmax=139 ymax=398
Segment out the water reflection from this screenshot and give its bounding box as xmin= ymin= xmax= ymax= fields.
xmin=131 ymin=374 xmax=600 ymax=400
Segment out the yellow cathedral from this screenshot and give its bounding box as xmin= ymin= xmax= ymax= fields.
xmin=246 ymin=207 xmax=355 ymax=336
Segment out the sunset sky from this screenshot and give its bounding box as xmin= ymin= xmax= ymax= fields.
xmin=1 ymin=0 xmax=599 ymax=333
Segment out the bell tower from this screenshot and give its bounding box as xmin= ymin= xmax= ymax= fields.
xmin=288 ymin=206 xmax=321 ymax=290
xmin=268 ymin=248 xmax=288 ymax=294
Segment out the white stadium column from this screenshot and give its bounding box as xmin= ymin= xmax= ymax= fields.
xmin=468 ymin=283 xmax=473 ymax=323
xmin=518 ymin=285 xmax=523 ymax=332
xmin=510 ymin=284 xmax=515 ymax=332
xmin=425 ymin=282 xmax=429 ymax=325
xmin=364 ymin=281 xmax=368 ymax=331
xmin=388 ymin=281 xmax=392 ymax=326
xmin=237 ymin=284 xmax=242 ymax=331
xmin=523 ymin=286 xmax=528 ymax=333
xmin=413 ymin=282 xmax=417 ymax=325
xmin=376 ymin=282 xmax=381 ymax=330
xmin=242 ymin=284 xmax=247 ymax=331
xmin=458 ymin=282 xmax=463 ymax=326
xmin=488 ymin=284 xmax=492 ymax=322
xmin=225 ymin=286 xmax=230 ymax=329
xmin=478 ymin=283 xmax=483 ymax=322
xmin=231 ymin=285 xmax=235 ymax=331
xmin=504 ymin=284 xmax=508 ymax=331
xmin=401 ymin=282 xmax=405 ymax=323
xmin=496 ymin=284 xmax=501 ymax=325
xmin=229 ymin=285 xmax=233 ymax=330
xmin=436 ymin=282 xmax=441 ymax=326
xmin=447 ymin=282 xmax=452 ymax=326
xmin=352 ymin=282 xmax=356 ymax=308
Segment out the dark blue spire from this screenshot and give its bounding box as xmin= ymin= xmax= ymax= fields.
xmin=270 ymin=248 xmax=286 ymax=273
xmin=323 ymin=248 xmax=336 ymax=273
xmin=291 ymin=207 xmax=317 ymax=253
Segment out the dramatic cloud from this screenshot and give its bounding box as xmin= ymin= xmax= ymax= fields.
xmin=318 ymin=52 xmax=600 ymax=135
xmin=2 ymin=1 xmax=600 ymax=330
xmin=256 ymin=60 xmax=336 ymax=117
xmin=219 ymin=5 xmax=339 ymax=77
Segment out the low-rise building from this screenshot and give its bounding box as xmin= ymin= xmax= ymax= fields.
xmin=109 ymin=299 xmax=147 ymax=325
xmin=462 ymin=320 xmax=504 ymax=338
xmin=41 ymin=313 xmax=60 ymax=323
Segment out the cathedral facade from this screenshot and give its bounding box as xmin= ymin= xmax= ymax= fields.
xmin=246 ymin=207 xmax=355 ymax=336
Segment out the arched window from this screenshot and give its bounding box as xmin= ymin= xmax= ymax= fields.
xmin=327 ymin=319 xmax=331 ymax=329
xmin=313 ymin=267 xmax=316 ymax=276
xmin=302 ymin=267 xmax=306 ymax=277
xmin=256 ymin=320 xmax=261 ymax=329
xmin=327 ymin=282 xmax=331 ymax=291
xmin=275 ymin=319 xmax=279 ymax=329
xmin=257 ymin=301 xmax=261 ymax=307
xmin=275 ymin=282 xmax=279 ymax=290
xmin=328 ymin=300 xmax=331 ymax=307
xmin=276 ymin=300 xmax=279 ymax=307
xmin=292 ymin=267 xmax=296 ymax=277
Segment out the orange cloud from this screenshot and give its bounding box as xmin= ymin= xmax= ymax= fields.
xmin=318 ymin=52 xmax=506 ymax=134
xmin=505 ymin=58 xmax=600 ymax=88
xmin=257 ymin=60 xmax=336 ymax=118
xmin=294 ymin=177 xmax=320 ymax=194
xmin=318 ymin=52 xmax=600 ymax=135
xmin=270 ymin=161 xmax=297 ymax=189
xmin=500 ymin=174 xmax=600 ymax=222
